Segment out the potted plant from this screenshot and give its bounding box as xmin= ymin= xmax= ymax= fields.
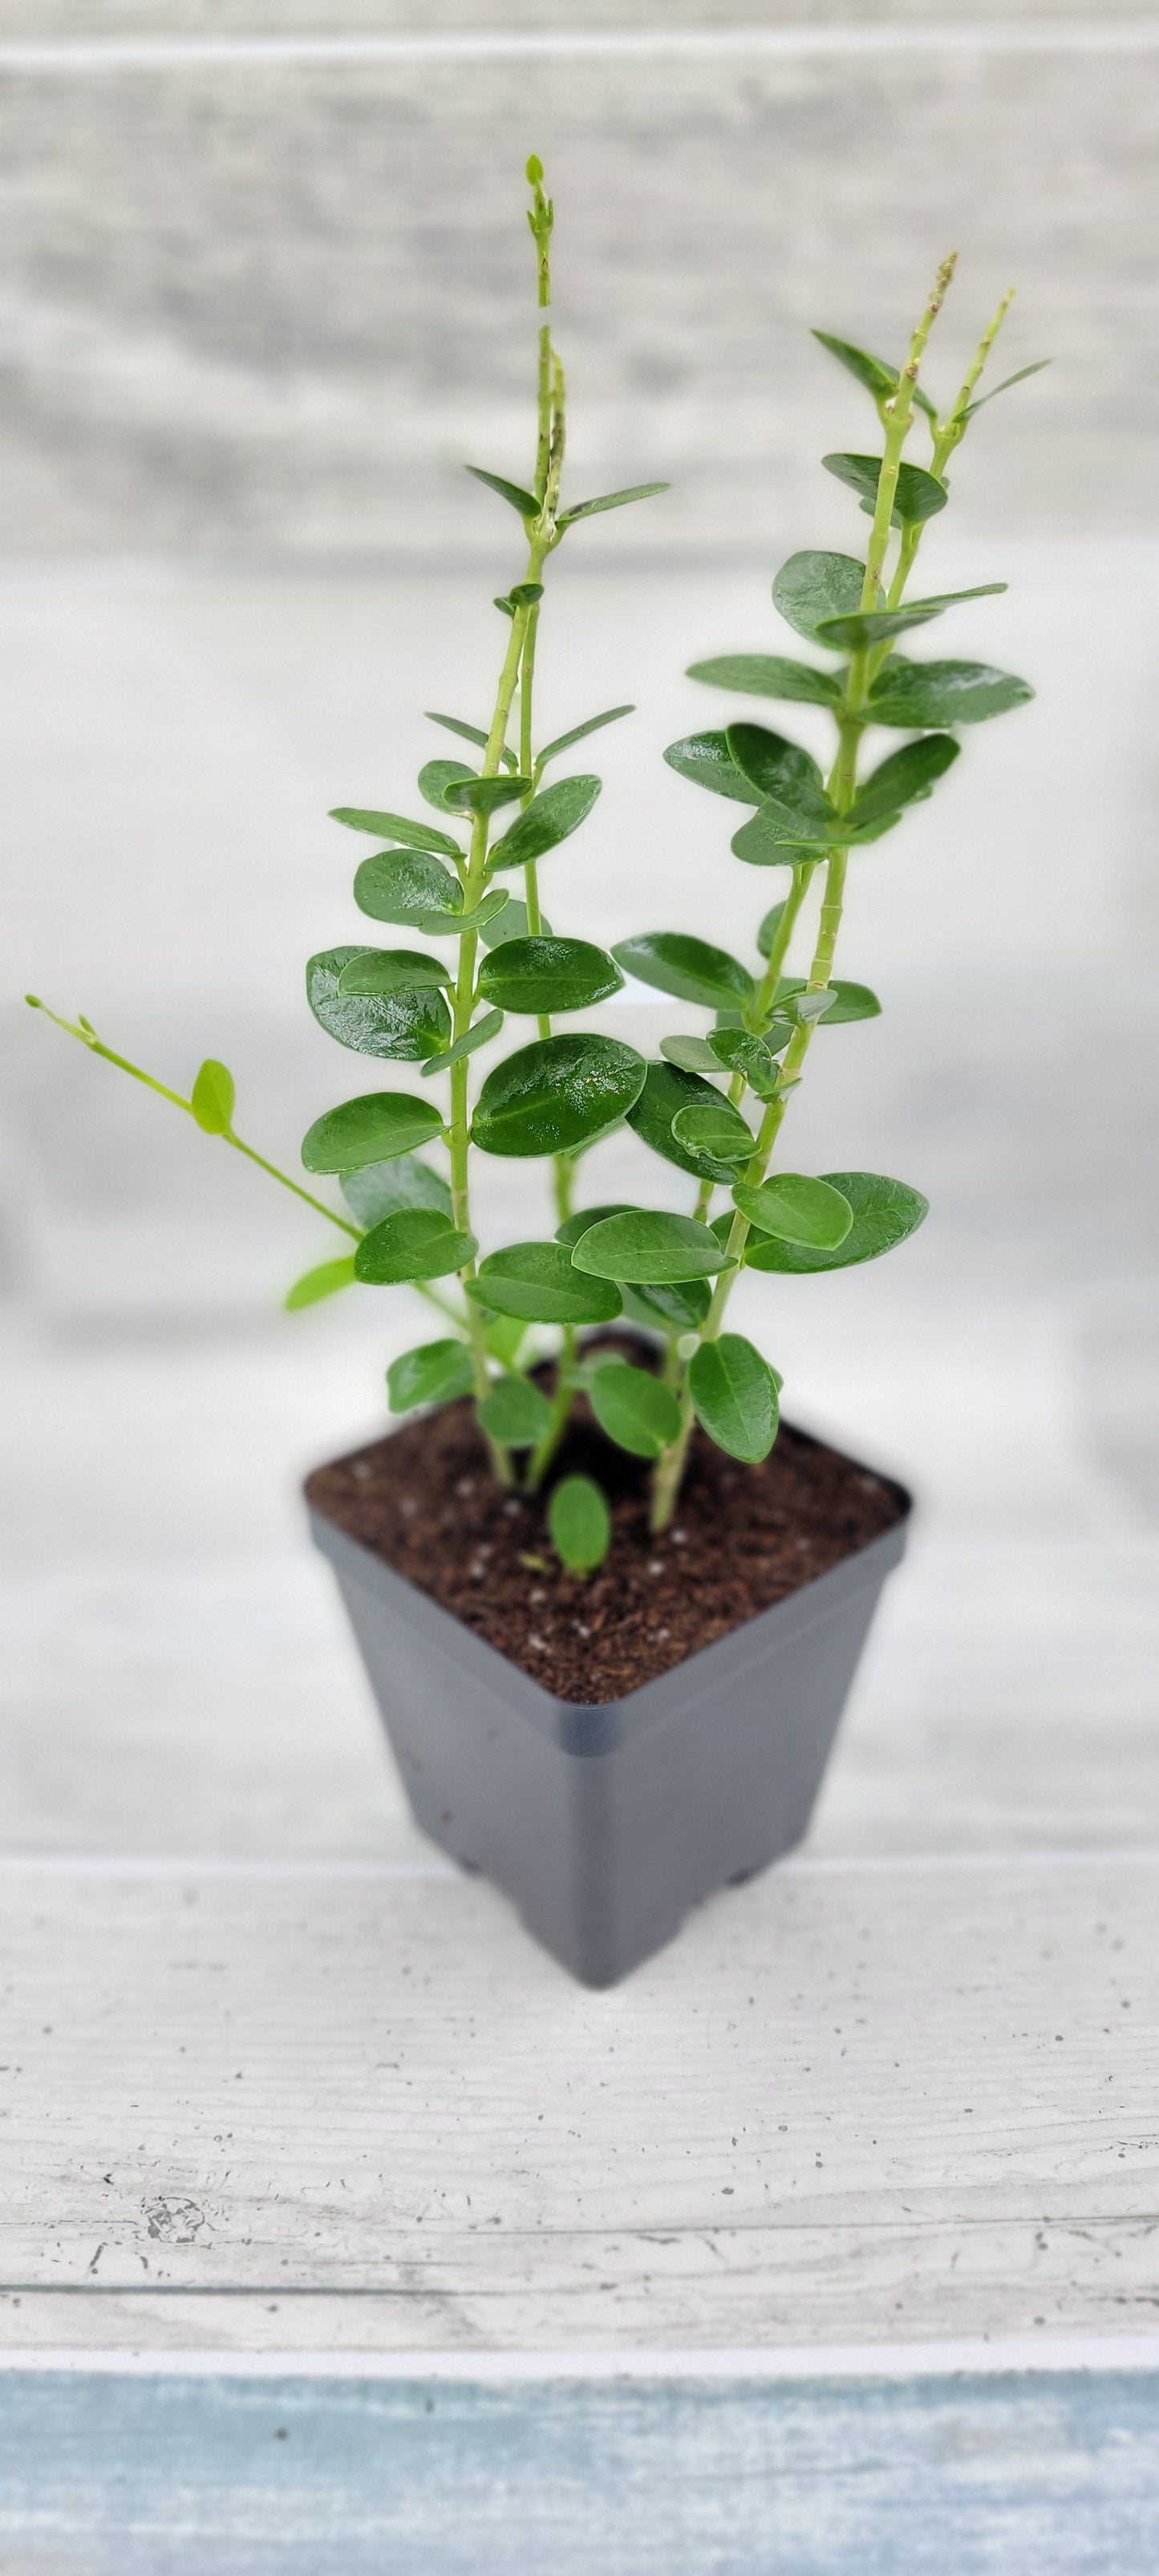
xmin=29 ymin=163 xmax=1039 ymax=1984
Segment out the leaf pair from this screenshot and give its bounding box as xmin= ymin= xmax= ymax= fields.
xmin=464 ymin=463 xmax=669 ymax=529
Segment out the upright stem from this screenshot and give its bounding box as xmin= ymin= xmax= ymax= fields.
xmin=861 ymin=251 xmax=956 ymax=609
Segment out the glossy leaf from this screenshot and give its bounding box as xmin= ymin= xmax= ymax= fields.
xmin=814 ymin=582 xmax=1007 ymax=652
xmin=729 ymin=792 xmax=840 ymax=861
xmin=419 ymin=1008 xmax=505 ymax=1077
xmin=478 ymin=937 xmax=623 ymax=1015
xmin=337 ymin=948 xmax=452 ymax=996
xmin=537 ymin=705 xmax=634 ymax=766
xmin=443 ymin=773 xmax=530 ymax=816
xmin=772 ymin=551 xmax=865 ymax=647
xmin=329 ymin=805 xmax=461 ymax=858
xmin=961 ymin=359 xmax=1051 ymax=421
xmin=306 ymin=947 xmax=451 ymax=1062
xmin=757 ymin=902 xmax=787 ymax=960
xmin=302 ymin=1090 xmax=444 ymax=1175
xmin=479 ymin=897 xmax=553 ymax=949
xmin=725 ymin=722 xmax=825 ymax=805
xmin=476 ymin=1373 xmax=553 ymax=1447
xmin=472 ymin=1034 xmax=645 ymax=1158
xmin=424 ymin=710 xmax=517 ymax=773
xmin=809 ymin=329 xmax=897 ymax=400
xmin=689 ymin=1334 xmax=780 ymax=1464
xmin=557 ymin=481 xmax=670 ymax=527
xmin=468 ymin=1240 xmax=622 ymax=1324
xmin=572 ymin=1210 xmax=734 ymax=1284
xmin=867 ymin=659 xmax=1034 ymax=728
xmin=418 ymin=758 xmax=476 ymax=813
xmin=611 ymin=931 xmax=754 ymax=1012
xmin=509 ymin=582 xmax=545 ymax=607
xmin=773 ymin=977 xmax=880 ymax=1025
xmin=487 ymin=775 xmax=602 ymax=870
xmin=707 ymin=1027 xmax=788 ymax=1098
xmin=663 ymin=730 xmax=761 ymax=805
xmin=340 ymin=1151 xmax=452 ymax=1228
xmin=626 ymin=1061 xmax=745 ymax=1185
xmin=190 ymin=1058 xmax=235 ymax=1135
xmin=847 ymin=732 xmax=959 ymax=828
xmin=671 ymin=1097 xmax=755 ymax=1164
xmin=284 ymin=1255 xmax=357 ymax=1312
xmin=822 ymin=452 xmax=948 ymax=528
xmin=554 ymin=1203 xmax=637 ymax=1248
xmin=619 ymin=1276 xmax=711 ymax=1333
xmin=549 ymin=1475 xmax=611 ymax=1576
xmin=687 ymin=653 xmax=843 ymax=708
xmin=733 ymin=1172 xmax=853 ymax=1250
xmin=457 ymin=890 xmax=512 ymax=934
xmin=355 ymin=1207 xmax=477 ymax=1284
xmin=464 ymin=464 xmax=539 ymax=518
xmin=659 ymin=1034 xmax=723 ymax=1076
xmin=589 ymin=1361 xmax=682 ymax=1459
xmin=352 ymin=848 xmax=464 ymax=931
xmin=744 ymin=1170 xmax=928 ymax=1272
xmin=387 ymin=1337 xmax=474 ymax=1413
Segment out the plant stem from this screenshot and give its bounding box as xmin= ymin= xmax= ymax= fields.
xmin=861 ymin=250 xmax=955 ymax=610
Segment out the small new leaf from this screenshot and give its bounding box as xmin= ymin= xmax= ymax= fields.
xmin=744 ymin=1170 xmax=928 ymax=1273
xmin=419 ymin=1009 xmax=505 ymax=1076
xmin=191 ymin=1058 xmax=235 ymax=1135
xmin=549 ymin=1475 xmax=611 ymax=1577
xmin=284 ymin=1255 xmax=357 ymax=1311
xmin=821 ymin=452 xmax=949 ymax=527
xmin=464 ymin=464 xmax=540 ymax=518
xmin=557 ymin=482 xmax=670 ymax=527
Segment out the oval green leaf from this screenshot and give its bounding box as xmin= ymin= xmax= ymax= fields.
xmin=619 ymin=1277 xmax=711 ymax=1333
xmin=626 ymin=1061 xmax=744 ymax=1185
xmin=352 ymin=848 xmax=464 ymax=930
xmin=744 ymin=1170 xmax=928 ymax=1273
xmin=330 ymin=805 xmax=461 ymax=858
xmin=418 ymin=758 xmax=476 ymax=813
xmin=472 ymin=1035 xmax=646 ymax=1158
xmin=555 ymin=1203 xmax=638 ymax=1248
xmin=867 ymin=659 xmax=1034 ymax=728
xmin=612 ymin=931 xmax=754 ymax=1012
xmin=419 ymin=1008 xmax=505 ymax=1077
xmin=355 ymin=1208 xmax=477 ymax=1285
xmin=443 ymin=773 xmax=530 ymax=816
xmin=307 ymin=947 xmax=451 ymax=1062
xmin=190 ymin=1057 xmax=235 ymax=1136
xmin=589 ymin=1361 xmax=682 ymax=1459
xmin=773 ymin=977 xmax=880 ymax=1026
xmin=814 ymin=583 xmax=1007 ymax=652
xmin=724 ymin=723 xmax=824 ymax=806
xmin=821 ymin=452 xmax=948 ymax=527
xmin=733 ymin=1173 xmax=853 ymax=1250
xmin=468 ymin=1241 xmax=622 ymax=1325
xmin=387 ymin=1337 xmax=475 ymax=1413
xmin=549 ymin=1475 xmax=611 ymax=1576
xmin=340 ymin=1151 xmax=452 ymax=1228
xmin=687 ymin=654 xmax=843 ymax=708
xmin=487 ymin=775 xmax=602 ymax=870
xmin=478 ymin=936 xmax=623 ymax=1015
xmin=337 ymin=948 xmax=452 ymax=996
xmin=659 ymin=1034 xmax=723 ymax=1076
xmin=476 ymin=1373 xmax=553 ymax=1448
xmin=772 ymin=551 xmax=865 ymax=647
xmin=284 ymin=1255 xmax=358 ymax=1312
xmin=663 ymin=730 xmax=760 ymax=805
xmin=478 ymin=896 xmax=553 ymax=950
xmin=688 ymin=1333 xmax=780 ymax=1464
xmin=302 ymin=1090 xmax=444 ymax=1175
xmin=671 ymin=1097 xmax=755 ymax=1164
xmin=847 ymin=733 xmax=959 ymax=828
xmin=707 ymin=1028 xmax=788 ymax=1097
xmin=572 ymin=1210 xmax=734 ymax=1284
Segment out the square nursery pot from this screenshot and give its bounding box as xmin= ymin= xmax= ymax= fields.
xmin=308 ymin=1426 xmax=911 ymax=1987
xmin=310 ymin=1448 xmax=910 ymax=1986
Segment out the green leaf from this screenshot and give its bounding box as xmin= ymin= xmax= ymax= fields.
xmin=537 ymin=705 xmax=634 ymax=766
xmin=419 ymin=1008 xmax=505 ymax=1077
xmin=190 ymin=1057 xmax=235 ymax=1135
xmin=724 ymin=722 xmax=825 ymax=806
xmin=478 ymin=896 xmax=553 ymax=949
xmin=611 ymin=931 xmax=754 ymax=1012
xmin=418 ymin=758 xmax=476 ymax=813
xmin=340 ymin=1152 xmax=452 ymax=1227
xmin=478 ymin=937 xmax=623 ymax=1015
xmin=757 ymin=902 xmax=787 ymax=960
xmin=424 ymin=711 xmax=517 ymax=773
xmin=589 ymin=1361 xmax=682 ymax=1459
xmin=744 ymin=1170 xmax=928 ymax=1272
xmin=734 ymin=1172 xmax=853 ymax=1250
xmin=353 ymin=848 xmax=464 ymax=931
xmin=486 ymin=775 xmax=602 ymax=870
xmin=442 ymin=773 xmax=531 ymax=816
xmin=302 ymin=1090 xmax=444 ymax=1175
xmin=549 ymin=1475 xmax=611 ymax=1576
xmin=814 ymin=583 xmax=1007 ymax=652
xmin=307 ymin=947 xmax=451 ymax=1063
xmin=626 ymin=1061 xmax=746 ymax=1185
xmin=707 ymin=1027 xmax=788 ymax=1098
xmin=689 ymin=1334 xmax=780 ymax=1464
xmin=663 ymin=730 xmax=760 ymax=805
xmin=772 ymin=551 xmax=865 ymax=647
xmin=961 ymin=359 xmax=1051 ymax=421
xmin=472 ymin=1034 xmax=645 ymax=1158
xmin=557 ymin=481 xmax=670 ymax=527
xmin=619 ymin=1277 xmax=711 ymax=1333
xmin=671 ymin=1097 xmax=754 ymax=1165
xmin=284 ymin=1255 xmax=358 ymax=1312
xmin=355 ymin=1208 xmax=477 ymax=1284
xmin=336 ymin=948 xmax=452 ymax=996
xmin=484 ymin=1314 xmax=530 ymax=1367
xmin=464 ymin=464 xmax=540 ymax=518
xmin=687 ymin=653 xmax=843 ymax=708
xmin=468 ymin=1241 xmax=622 ymax=1325
xmin=821 ymin=452 xmax=948 ymax=527
xmin=572 ymin=1209 xmax=735 ymax=1284
xmin=476 ymin=1373 xmax=553 ymax=1447
xmin=387 ymin=1338 xmax=475 ymax=1413
xmin=773 ymin=978 xmax=880 ymax=1025
xmin=509 ymin=582 xmax=545 ymax=607
xmin=659 ymin=1034 xmax=723 ymax=1076
xmin=810 ymin=329 xmax=897 ymax=400
xmin=457 ymin=890 xmax=512 ymax=934
xmin=554 ymin=1202 xmax=638 ymax=1248
xmin=729 ymin=795 xmax=840 ymax=862
xmin=329 ymin=805 xmax=462 ymax=858
xmin=867 ymin=659 xmax=1034 ymax=728
xmin=848 ymin=732 xmax=959 ymax=828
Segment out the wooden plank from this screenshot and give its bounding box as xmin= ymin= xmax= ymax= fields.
xmin=1 ymin=1859 xmax=1156 ymax=2349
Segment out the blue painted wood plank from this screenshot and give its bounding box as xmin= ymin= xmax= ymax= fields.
xmin=1 ymin=2370 xmax=1157 ymax=2573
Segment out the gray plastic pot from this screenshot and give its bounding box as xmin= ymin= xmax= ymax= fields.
xmin=308 ymin=1449 xmax=910 ymax=1986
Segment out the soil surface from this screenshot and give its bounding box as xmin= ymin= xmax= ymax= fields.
xmin=306 ymin=1337 xmax=908 ymax=1705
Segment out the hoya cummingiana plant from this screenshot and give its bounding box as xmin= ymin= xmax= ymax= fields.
xmin=28 ymin=166 xmax=1039 ymax=1576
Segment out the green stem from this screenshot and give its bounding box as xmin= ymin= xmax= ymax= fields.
xmin=526 ymin=1320 xmax=577 ymax=1489
xmin=861 ymin=251 xmax=957 ymax=611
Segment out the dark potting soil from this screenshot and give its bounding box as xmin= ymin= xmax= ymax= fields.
xmin=306 ymin=1338 xmax=907 ymax=1705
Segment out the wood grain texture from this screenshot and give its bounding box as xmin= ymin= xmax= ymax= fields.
xmin=1 ymin=1860 xmax=1156 ymax=2349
